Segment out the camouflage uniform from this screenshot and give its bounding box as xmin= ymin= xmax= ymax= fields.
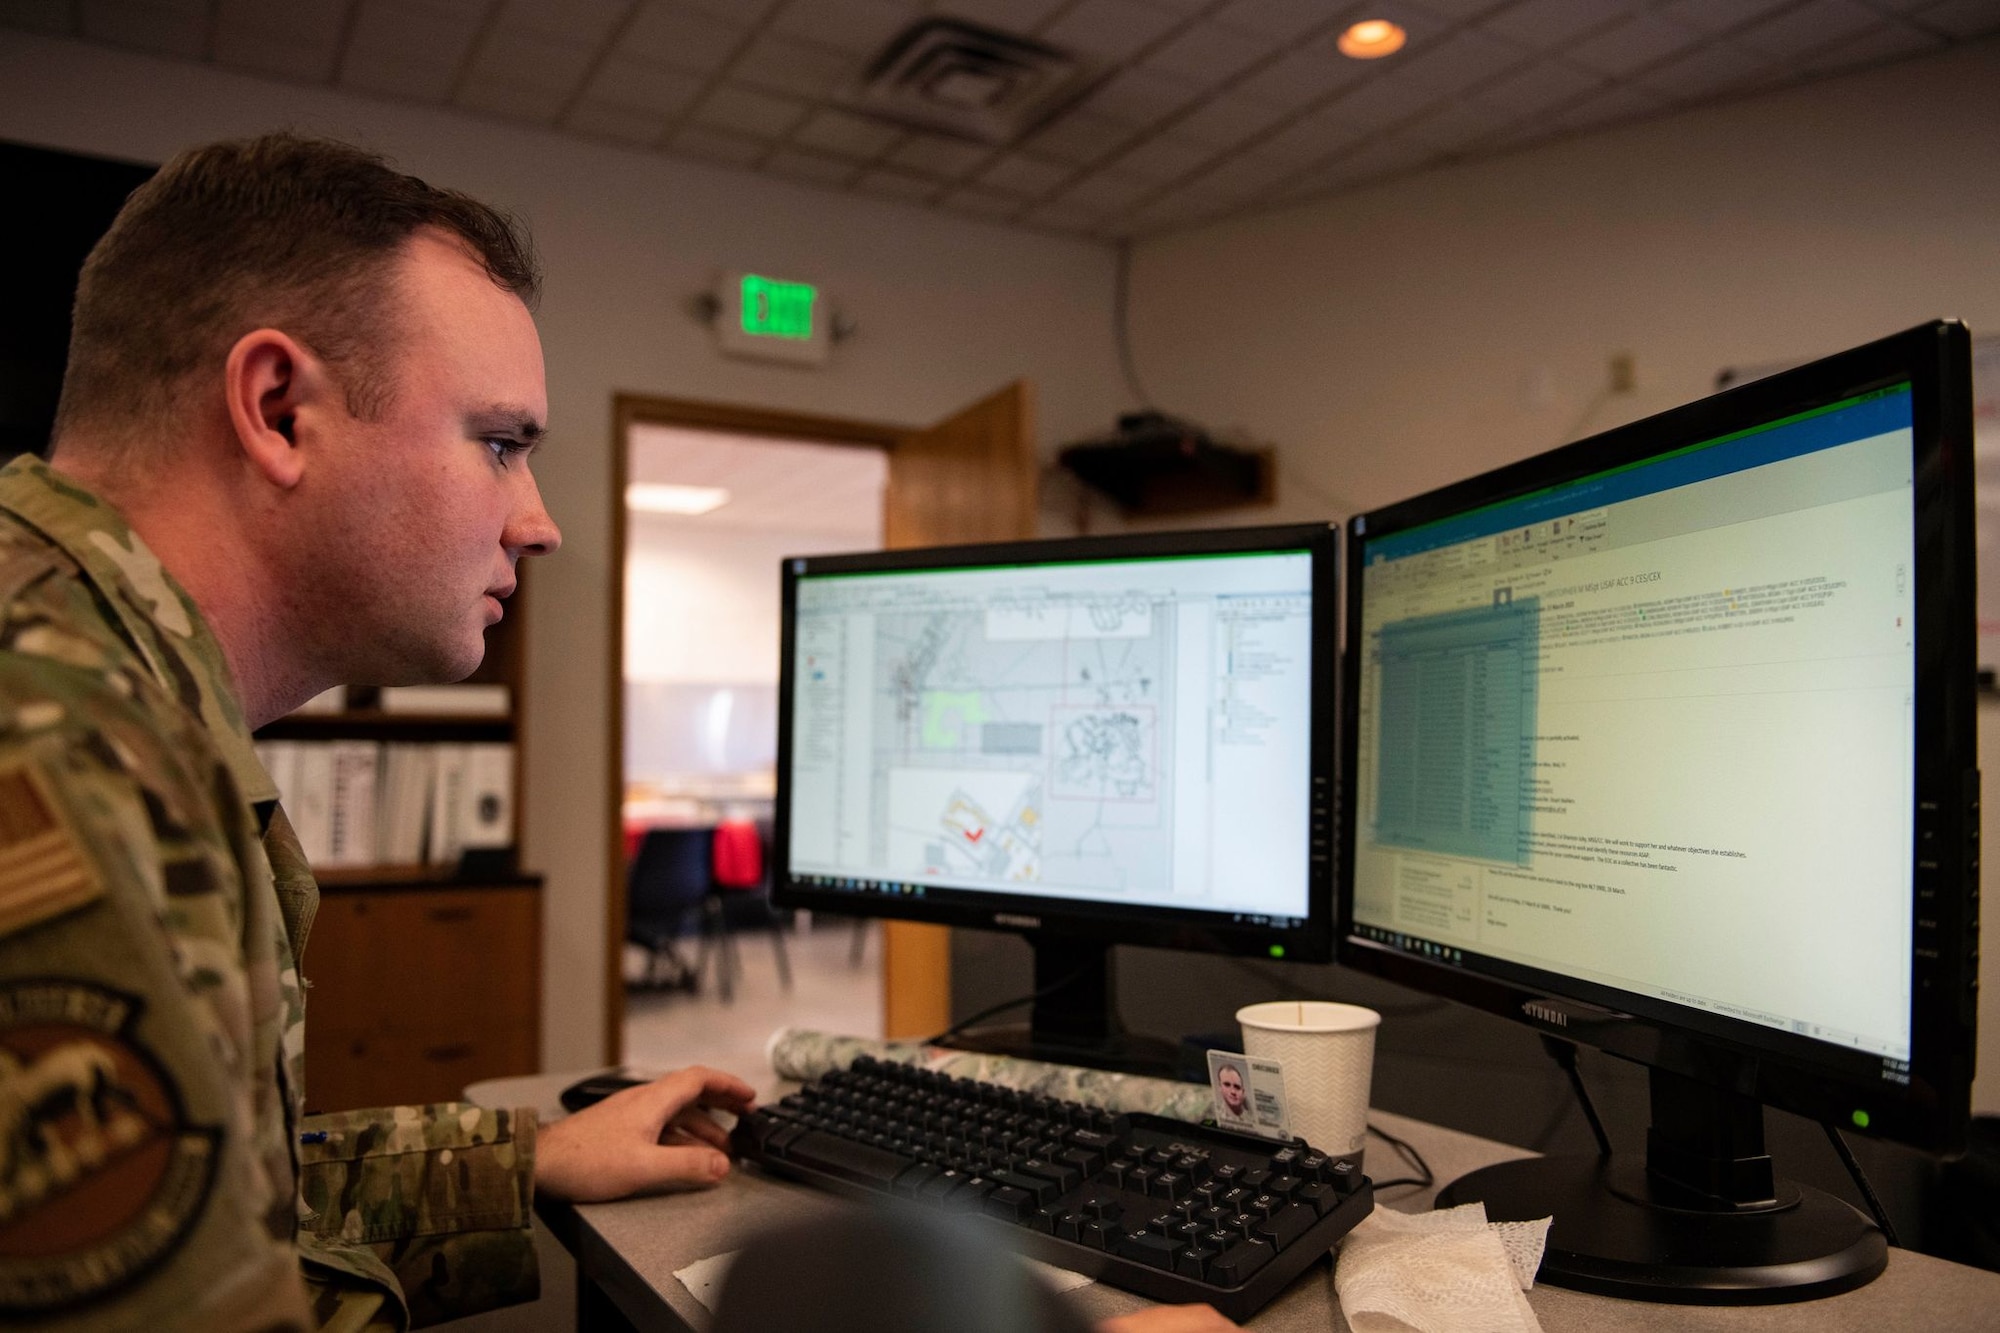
xmin=0 ymin=455 xmax=537 ymax=1330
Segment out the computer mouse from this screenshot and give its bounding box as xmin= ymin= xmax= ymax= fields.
xmin=559 ymin=1072 xmax=648 ymax=1113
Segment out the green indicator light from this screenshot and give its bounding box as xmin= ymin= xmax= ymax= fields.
xmin=1852 ymin=1109 xmax=1870 ymax=1129
xmin=1269 ymin=945 xmax=1285 ymax=959
xmin=740 ymin=274 xmax=816 ymax=340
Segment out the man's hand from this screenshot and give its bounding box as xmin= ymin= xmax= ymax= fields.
xmin=1096 ymin=1305 xmax=1238 ymax=1333
xmin=535 ymin=1066 xmax=757 ymax=1203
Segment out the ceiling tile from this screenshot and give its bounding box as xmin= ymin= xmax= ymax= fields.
xmin=940 ymin=185 xmax=1028 ymax=219
xmin=1085 ymin=65 xmax=1200 ymax=125
xmin=1399 ymin=98 xmax=1508 ymax=152
xmin=791 ymin=108 xmax=903 ymax=159
xmin=1735 ymin=0 xmax=1882 ymax=58
xmin=1912 ymin=0 xmax=2000 ymax=39
xmin=1653 ymin=0 xmax=1799 ymax=34
xmin=1042 ymin=0 xmax=1188 ymax=63
xmin=852 ymin=165 xmax=942 ymax=201
xmin=344 ymin=3 xmax=483 ymax=82
xmin=976 ymin=152 xmax=1074 ymax=196
xmin=213 ymin=28 xmax=341 ymax=82
xmin=457 ymin=74 xmax=570 ymax=123
xmin=1469 ymin=57 xmax=1603 ymax=117
xmin=670 ymin=124 xmax=769 ymax=167
xmin=565 ymin=97 xmax=676 ymax=144
xmin=764 ymin=147 xmax=859 ymax=186
xmin=1320 ymin=71 xmax=1445 ymax=133
xmin=1312 ymin=133 xmax=1439 ymax=187
xmin=1020 ymin=108 xmax=1134 ymax=164
xmin=1140 ymin=20 xmax=1276 ymax=85
xmin=468 ymin=27 xmax=601 ymax=90
xmin=1251 ymin=102 xmax=1370 ymax=166
xmin=1392 ymin=27 xmax=1535 ymax=96
xmin=80 ymin=0 xmax=205 ymax=59
xmin=732 ymin=33 xmax=859 ymax=99
xmin=944 ymin=0 xmax=1071 ymax=33
xmin=770 ymin=0 xmax=916 ymax=56
xmin=1543 ymin=79 xmax=1670 ymax=134
xmin=583 ymin=55 xmax=705 ymax=116
xmin=1231 ymin=44 xmax=1371 ymax=110
xmin=1801 ymin=19 xmax=1946 ymax=74
xmin=1479 ymin=0 xmax=1632 ymax=51
xmin=1634 ymin=40 xmax=1774 ymax=101
xmin=1 ymin=0 xmax=73 ymax=35
xmin=502 ymin=0 xmax=631 ymax=46
xmin=1050 ymin=167 xmax=1156 ymax=214
xmin=1109 ymin=132 xmax=1221 ymax=182
xmin=1021 ymin=198 xmax=1110 ymax=233
xmin=1212 ymin=0 xmax=1335 ymax=43
xmin=693 ymin=83 xmax=810 ymax=137
xmin=1171 ymin=92 xmax=1289 ymax=147
xmin=620 ymin=1 xmax=749 ymax=73
xmin=218 ymin=0 xmax=347 ymax=45
xmin=341 ymin=55 xmax=457 ymax=103
xmin=1566 ymin=13 xmax=1706 ymax=77
xmin=885 ymin=133 xmax=992 ymax=176
xmin=1185 ymin=148 xmax=1293 ymax=202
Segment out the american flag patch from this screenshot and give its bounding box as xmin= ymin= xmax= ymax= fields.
xmin=0 ymin=764 xmax=103 ymax=937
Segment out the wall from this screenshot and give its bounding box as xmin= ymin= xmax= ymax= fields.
xmin=0 ymin=31 xmax=1126 ymax=1067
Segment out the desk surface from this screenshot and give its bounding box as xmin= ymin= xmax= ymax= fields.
xmin=471 ymin=1070 xmax=2000 ymax=1332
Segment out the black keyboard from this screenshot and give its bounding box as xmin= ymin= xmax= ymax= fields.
xmin=733 ymin=1055 xmax=1374 ymax=1321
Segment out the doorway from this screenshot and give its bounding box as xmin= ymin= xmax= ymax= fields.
xmin=605 ymin=384 xmax=1039 ymax=1065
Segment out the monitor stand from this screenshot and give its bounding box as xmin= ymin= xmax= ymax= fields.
xmin=934 ymin=935 xmax=1184 ymax=1081
xmin=1437 ymin=1066 xmax=1886 ymax=1303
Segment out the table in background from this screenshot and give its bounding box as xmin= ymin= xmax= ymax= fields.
xmin=469 ymin=1069 xmax=2000 ymax=1333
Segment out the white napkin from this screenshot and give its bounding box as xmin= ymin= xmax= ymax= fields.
xmin=1334 ymin=1202 xmax=1551 ymax=1333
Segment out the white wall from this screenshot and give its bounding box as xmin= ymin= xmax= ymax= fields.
xmin=1131 ymin=38 xmax=2000 ymax=1112
xmin=0 ymin=32 xmax=1126 ymax=1067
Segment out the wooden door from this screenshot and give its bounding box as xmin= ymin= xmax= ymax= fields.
xmin=879 ymin=381 xmax=1038 ymax=1038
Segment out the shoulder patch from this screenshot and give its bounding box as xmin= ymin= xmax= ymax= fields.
xmin=0 ymin=765 xmax=104 ymax=939
xmin=0 ymin=980 xmax=220 ymax=1312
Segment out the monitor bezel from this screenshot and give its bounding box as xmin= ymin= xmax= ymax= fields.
xmin=773 ymin=521 xmax=1341 ymax=964
xmin=1336 ymin=320 xmax=1976 ymax=1152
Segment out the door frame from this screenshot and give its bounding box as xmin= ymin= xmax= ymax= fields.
xmin=605 ymin=394 xmax=907 ymax=1065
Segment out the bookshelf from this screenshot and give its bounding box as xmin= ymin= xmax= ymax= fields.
xmin=257 ymin=572 xmax=543 ymax=1111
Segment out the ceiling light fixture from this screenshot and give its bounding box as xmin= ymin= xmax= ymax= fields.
xmin=627 ymin=483 xmax=731 ymax=515
xmin=1338 ymin=19 xmax=1407 ymax=59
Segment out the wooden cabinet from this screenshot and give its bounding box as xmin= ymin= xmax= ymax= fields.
xmin=301 ymin=879 xmax=541 ymax=1110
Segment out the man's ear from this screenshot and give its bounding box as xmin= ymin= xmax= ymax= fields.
xmin=224 ymin=329 xmax=330 ymax=490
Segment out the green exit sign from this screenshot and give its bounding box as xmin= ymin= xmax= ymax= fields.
xmin=740 ymin=274 xmax=817 ymax=340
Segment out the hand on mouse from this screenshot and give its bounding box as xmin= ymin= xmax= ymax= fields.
xmin=536 ymin=1065 xmax=756 ymax=1202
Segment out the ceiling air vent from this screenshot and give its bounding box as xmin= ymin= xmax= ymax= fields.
xmin=846 ymin=18 xmax=1100 ymax=145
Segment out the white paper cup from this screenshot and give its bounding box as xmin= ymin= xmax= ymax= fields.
xmin=1236 ymin=1000 xmax=1380 ymax=1157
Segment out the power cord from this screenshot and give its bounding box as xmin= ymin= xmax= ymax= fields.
xmin=1539 ymin=1034 xmax=1613 ymax=1158
xmin=924 ymin=967 xmax=1093 ymax=1048
xmin=1112 ymin=238 xmax=1154 ymax=411
xmin=1366 ymin=1121 xmax=1435 ymax=1194
xmin=1823 ymin=1121 xmax=1902 ymax=1248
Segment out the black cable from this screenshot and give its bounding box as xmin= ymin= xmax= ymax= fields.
xmin=1112 ymin=239 xmax=1154 ymax=411
xmin=924 ymin=966 xmax=1093 ymax=1047
xmin=1366 ymin=1121 xmax=1435 ymax=1193
xmin=1823 ymin=1122 xmax=1902 ymax=1249
xmin=1539 ymin=1034 xmax=1612 ymax=1158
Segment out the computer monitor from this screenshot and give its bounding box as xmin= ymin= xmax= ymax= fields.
xmin=773 ymin=523 xmax=1340 ymax=1074
xmin=1338 ymin=321 xmax=1977 ymax=1302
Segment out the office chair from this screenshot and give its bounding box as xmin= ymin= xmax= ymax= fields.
xmin=709 ymin=817 xmax=791 ymax=1000
xmin=625 ymin=827 xmax=716 ymax=992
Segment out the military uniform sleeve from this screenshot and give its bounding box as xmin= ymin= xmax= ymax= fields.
xmin=0 ymin=701 xmax=311 ymax=1329
xmin=296 ymin=1103 xmax=539 ymax=1328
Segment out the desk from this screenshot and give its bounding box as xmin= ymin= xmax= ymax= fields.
xmin=470 ymin=1071 xmax=2000 ymax=1332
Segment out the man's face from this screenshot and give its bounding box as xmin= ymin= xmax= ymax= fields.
xmin=298 ymin=231 xmax=560 ymax=685
xmin=1219 ymin=1066 xmax=1246 ymax=1113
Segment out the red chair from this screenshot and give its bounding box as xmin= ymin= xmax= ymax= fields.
xmin=708 ymin=818 xmax=791 ymax=1000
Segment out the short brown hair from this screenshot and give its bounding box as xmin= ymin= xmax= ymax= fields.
xmin=54 ymin=133 xmax=539 ymax=445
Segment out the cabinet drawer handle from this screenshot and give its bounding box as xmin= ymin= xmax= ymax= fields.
xmin=424 ymin=1043 xmax=475 ymax=1062
xmin=426 ymin=907 xmax=477 ymax=923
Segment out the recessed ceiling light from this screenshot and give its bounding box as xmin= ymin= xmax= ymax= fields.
xmin=1338 ymin=19 xmax=1407 ymax=59
xmin=628 ymin=483 xmax=730 ymax=515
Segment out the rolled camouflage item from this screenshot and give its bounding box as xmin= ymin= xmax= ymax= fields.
xmin=765 ymin=1028 xmax=1215 ymax=1124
